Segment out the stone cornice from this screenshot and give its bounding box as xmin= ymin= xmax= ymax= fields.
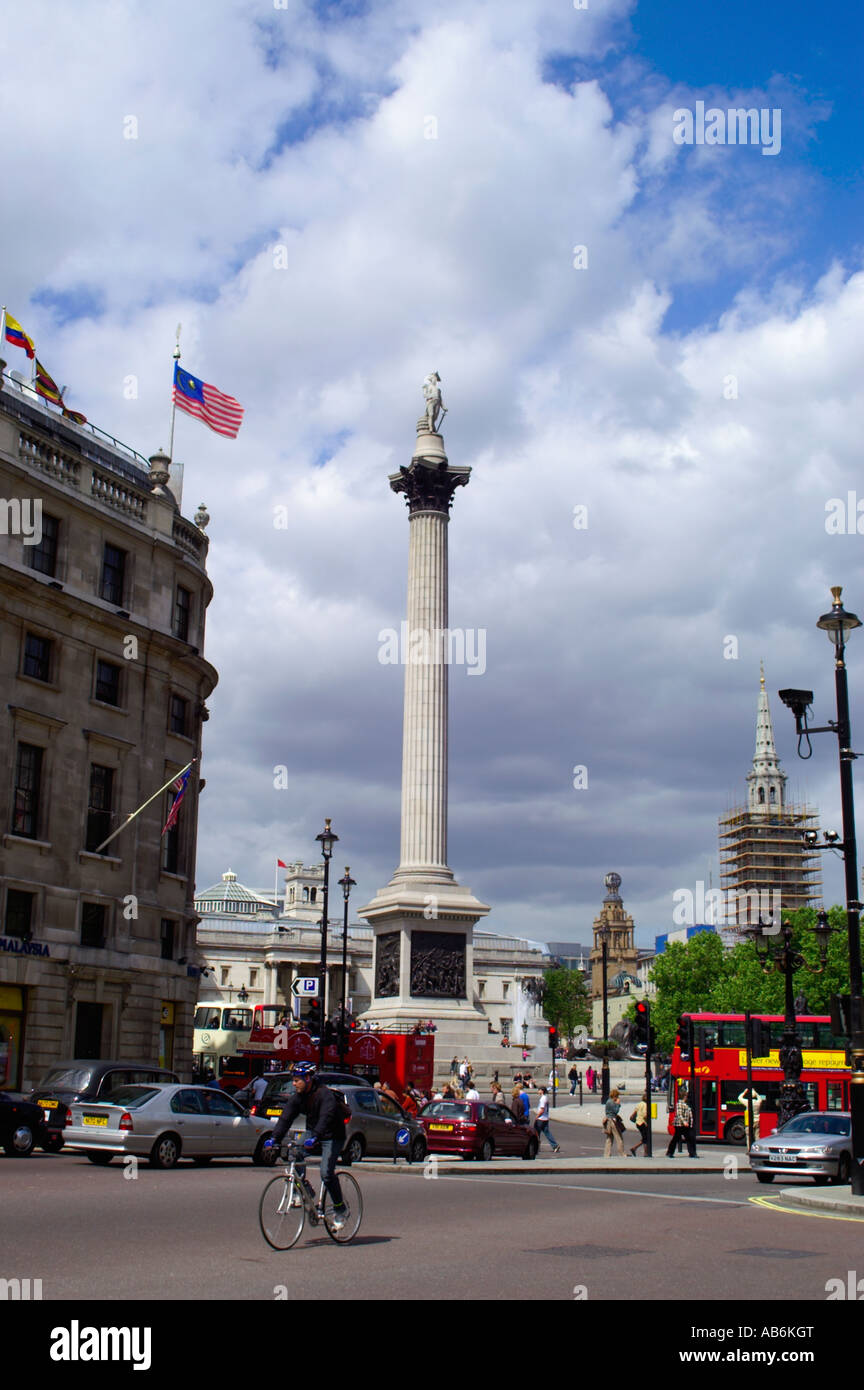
xmin=389 ymin=459 xmax=471 ymax=515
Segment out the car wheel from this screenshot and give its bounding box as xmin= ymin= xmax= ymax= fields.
xmin=148 ymin=1133 xmax=181 ymax=1169
xmin=4 ymin=1125 xmax=36 ymax=1157
xmin=85 ymin=1150 xmax=114 ymax=1165
xmin=834 ymin=1153 xmax=852 ymax=1185
xmin=410 ymin=1134 xmax=427 ymax=1163
xmin=345 ymin=1135 xmax=364 ymax=1165
xmin=479 ymin=1138 xmax=494 ymax=1162
xmin=523 ymin=1138 xmax=538 ymax=1160
xmin=41 ymin=1134 xmax=64 ymax=1154
xmin=755 ymin=1172 xmax=774 ymax=1183
xmin=724 ymin=1118 xmax=746 ymax=1145
xmin=191 ymin=1156 xmax=214 ymax=1166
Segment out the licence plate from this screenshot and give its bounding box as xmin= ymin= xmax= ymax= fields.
xmin=265 ymin=1108 xmax=282 ymax=1117
xmin=82 ymin=1116 xmax=108 ymax=1127
xmin=429 ymin=1124 xmax=454 ymax=1132
xmin=768 ymin=1154 xmax=788 ymax=1163
xmin=40 ymin=1099 xmax=58 ymax=1109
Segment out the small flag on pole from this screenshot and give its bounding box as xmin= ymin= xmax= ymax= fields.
xmin=162 ymin=765 xmax=193 ymax=836
xmin=277 ymin=859 xmax=288 ymax=868
xmin=34 ymin=359 xmax=63 ymax=405
xmin=173 ymin=363 xmax=244 ymax=439
xmin=4 ymin=311 xmax=35 ymax=359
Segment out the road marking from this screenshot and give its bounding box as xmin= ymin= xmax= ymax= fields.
xmin=436 ymin=1175 xmax=747 ymax=1205
xmin=749 ymin=1194 xmax=864 ymax=1224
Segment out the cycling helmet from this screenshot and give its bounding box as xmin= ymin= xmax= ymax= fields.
xmin=291 ymin=1062 xmax=317 ymax=1082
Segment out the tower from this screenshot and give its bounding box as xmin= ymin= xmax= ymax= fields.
xmin=589 ymin=872 xmax=639 ymax=998
xmin=359 ymin=378 xmax=491 ymax=1040
xmin=719 ymin=667 xmax=821 ymax=920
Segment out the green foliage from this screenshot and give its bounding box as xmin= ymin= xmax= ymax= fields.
xmin=538 ymin=967 xmax=591 ymax=1040
xmin=651 ymin=907 xmax=851 ymax=1049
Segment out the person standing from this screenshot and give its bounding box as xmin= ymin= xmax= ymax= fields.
xmin=629 ymin=1092 xmax=649 ymax=1156
xmin=737 ymin=1086 xmax=764 ymax=1142
xmin=450 ymin=1056 xmax=459 ymax=1080
xmin=464 ymin=1080 xmax=480 ymax=1102
xmin=602 ymin=1088 xmax=626 ymax=1157
xmin=534 ymin=1086 xmax=562 ymax=1152
xmin=568 ymin=1065 xmax=580 ymax=1096
xmin=666 ymin=1089 xmax=697 ymax=1158
xmin=585 ymin=1064 xmax=594 ymax=1094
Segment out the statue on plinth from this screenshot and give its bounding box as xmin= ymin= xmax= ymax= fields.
xmin=422 ymin=371 xmax=447 ymax=433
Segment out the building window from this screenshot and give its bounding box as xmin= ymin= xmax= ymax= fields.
xmin=289 ymin=887 xmax=295 ymax=903
xmin=100 ymin=543 xmax=127 ymax=605
xmin=162 ymin=792 xmax=181 ymax=874
xmin=478 ymin=980 xmax=486 ymax=998
xmin=26 ymin=513 xmax=59 ymax=577
xmin=221 ymin=967 xmax=229 ymax=987
xmin=23 ymin=633 xmax=53 ymax=682
xmin=85 ymin=764 xmax=114 ymax=853
xmin=502 ymin=982 xmax=510 ymax=999
xmin=169 ymin=694 xmax=188 ymax=736
xmin=758 ymin=787 xmax=765 ymax=804
xmin=310 ymin=887 xmax=317 ymax=903
xmin=501 ymin=1019 xmax=511 ymax=1038
xmin=249 ymin=970 xmax=258 ymax=988
xmin=95 ymin=660 xmax=121 ymax=706
xmin=173 ymin=586 xmax=191 ymax=642
xmin=81 ymin=902 xmax=107 ymax=948
xmin=160 ymin=918 xmax=175 ymax=961
xmin=5 ymin=889 xmax=35 ymax=940
xmin=13 ymin=743 xmax=43 ymax=838
xmin=302 ymin=887 xmax=309 ymax=903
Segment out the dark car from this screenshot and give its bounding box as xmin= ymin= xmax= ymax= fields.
xmin=30 ymin=1060 xmax=179 ymax=1150
xmin=1 ymin=1091 xmax=62 ymax=1157
xmin=251 ymin=1070 xmax=371 ymax=1122
xmin=337 ymin=1087 xmax=427 ymax=1164
xmin=420 ymin=1100 xmax=539 ymax=1161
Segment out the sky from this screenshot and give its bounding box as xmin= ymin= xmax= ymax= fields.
xmin=3 ymin=0 xmax=864 ymax=947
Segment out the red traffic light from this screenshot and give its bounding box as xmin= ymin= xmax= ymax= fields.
xmin=636 ymin=1001 xmax=648 ymax=1015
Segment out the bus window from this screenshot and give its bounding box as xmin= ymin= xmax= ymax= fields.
xmin=222 ymin=1008 xmax=252 ymax=1031
xmin=717 ymin=1022 xmax=746 ymax=1047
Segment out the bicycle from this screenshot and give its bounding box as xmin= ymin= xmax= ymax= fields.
xmin=259 ymin=1140 xmax=363 ymax=1249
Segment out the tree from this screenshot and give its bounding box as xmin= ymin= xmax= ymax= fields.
xmin=712 ymin=906 xmax=850 ymax=1015
xmin=649 ymin=931 xmax=730 ymax=1053
xmin=527 ymin=968 xmax=590 ymax=1042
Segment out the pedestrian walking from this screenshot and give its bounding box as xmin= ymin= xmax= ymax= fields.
xmin=534 ymin=1086 xmax=561 ymax=1152
xmin=666 ymin=1089 xmax=697 ymax=1158
xmin=602 ymin=1088 xmax=626 ymax=1157
xmin=450 ymin=1056 xmax=459 ymax=1079
xmin=510 ymin=1085 xmax=525 ymax=1124
xmin=585 ymin=1065 xmax=594 ymax=1093
xmin=568 ymin=1065 xmax=580 ymax=1096
xmin=628 ymin=1092 xmax=650 ymax=1156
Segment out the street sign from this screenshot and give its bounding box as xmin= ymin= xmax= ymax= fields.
xmin=291 ymin=977 xmax=319 ymax=998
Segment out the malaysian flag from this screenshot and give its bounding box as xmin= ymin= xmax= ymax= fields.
xmin=173 ymin=364 xmax=244 ymax=439
xmin=162 ymin=765 xmax=194 ymax=836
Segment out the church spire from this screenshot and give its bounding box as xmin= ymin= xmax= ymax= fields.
xmin=746 ymin=664 xmax=786 ymax=814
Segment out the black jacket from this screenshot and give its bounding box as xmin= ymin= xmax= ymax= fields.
xmin=271 ymin=1082 xmax=345 ymax=1145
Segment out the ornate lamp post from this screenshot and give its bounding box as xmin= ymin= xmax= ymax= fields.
xmin=315 ymin=819 xmax=338 ymax=1069
xmin=744 ymin=913 xmax=834 ymax=1127
xmin=337 ymin=867 xmax=356 ymax=1068
xmin=779 ymin=586 xmax=864 ymax=1192
xmin=599 ymin=923 xmax=611 ymax=1104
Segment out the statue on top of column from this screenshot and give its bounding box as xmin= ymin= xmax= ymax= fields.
xmin=422 ymin=371 xmax=447 ymax=433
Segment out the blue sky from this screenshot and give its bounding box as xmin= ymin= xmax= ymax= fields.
xmin=4 ymin=0 xmax=864 ymax=942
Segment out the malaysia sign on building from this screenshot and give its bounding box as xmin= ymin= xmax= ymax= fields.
xmin=0 ymin=936 xmax=50 ymax=957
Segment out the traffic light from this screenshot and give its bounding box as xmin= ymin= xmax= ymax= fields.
xmin=307 ymin=1000 xmax=321 ymax=1031
xmin=678 ymin=1015 xmax=694 ymax=1058
xmin=749 ymin=1016 xmax=769 ymax=1057
xmin=548 ymin=1026 xmax=558 ymax=1048
xmin=634 ymin=1000 xmax=650 ymax=1048
xmin=696 ymin=1027 xmax=714 ymax=1060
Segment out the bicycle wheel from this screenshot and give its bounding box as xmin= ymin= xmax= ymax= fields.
xmin=322 ymin=1170 xmax=363 ymax=1244
xmin=259 ymin=1174 xmax=307 ymax=1250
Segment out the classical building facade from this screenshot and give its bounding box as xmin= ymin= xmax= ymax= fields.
xmin=194 ymin=867 xmax=550 ymax=1047
xmin=0 ymin=366 xmax=216 ymax=1089
xmin=718 ymin=669 xmax=821 ymax=921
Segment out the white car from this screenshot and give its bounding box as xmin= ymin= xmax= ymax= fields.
xmin=64 ymin=1083 xmax=277 ymax=1168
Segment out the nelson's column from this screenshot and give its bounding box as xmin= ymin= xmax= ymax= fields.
xmin=359 ymin=375 xmax=492 ymax=1053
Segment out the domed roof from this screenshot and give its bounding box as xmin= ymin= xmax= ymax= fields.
xmin=195 ymin=870 xmax=274 ymax=914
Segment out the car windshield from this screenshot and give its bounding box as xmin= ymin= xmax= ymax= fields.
xmin=37 ymin=1067 xmax=93 ymax=1092
xmin=262 ymin=1077 xmax=294 ymax=1100
xmin=99 ymin=1086 xmax=159 ymax=1110
xmin=422 ymin=1102 xmax=472 ymax=1119
xmin=778 ymin=1114 xmax=850 ymax=1137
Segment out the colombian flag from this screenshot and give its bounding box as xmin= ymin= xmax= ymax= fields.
xmin=5 ymin=312 xmax=35 ymax=359
xmin=34 ymin=360 xmax=63 ymax=405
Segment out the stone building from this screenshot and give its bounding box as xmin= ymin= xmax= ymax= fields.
xmin=0 ymin=366 xmax=216 ymax=1089
xmin=588 ymin=872 xmax=640 ymax=1000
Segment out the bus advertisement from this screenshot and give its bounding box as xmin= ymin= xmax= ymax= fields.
xmin=239 ymin=1005 xmax=435 ymax=1093
xmin=669 ymin=1012 xmax=850 ymax=1143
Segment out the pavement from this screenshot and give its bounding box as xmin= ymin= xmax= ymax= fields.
xmin=773 ymin=1186 xmax=864 ymax=1217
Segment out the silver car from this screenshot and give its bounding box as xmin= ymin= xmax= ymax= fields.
xmin=64 ymin=1084 xmax=276 ymax=1168
xmin=749 ymin=1111 xmax=852 ymax=1184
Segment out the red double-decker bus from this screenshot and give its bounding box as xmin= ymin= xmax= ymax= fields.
xmin=669 ymin=1012 xmax=850 ymax=1144
xmin=239 ymin=1005 xmax=435 ymax=1094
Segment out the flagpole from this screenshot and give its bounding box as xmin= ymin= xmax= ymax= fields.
xmin=167 ymin=322 xmax=181 ymax=461
xmin=0 ymin=307 xmax=6 ymax=365
xmin=92 ymin=759 xmax=195 ymax=855
xmin=274 ymin=860 xmax=279 ymax=910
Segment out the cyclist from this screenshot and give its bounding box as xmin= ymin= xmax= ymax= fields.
xmin=266 ymin=1062 xmax=348 ymax=1229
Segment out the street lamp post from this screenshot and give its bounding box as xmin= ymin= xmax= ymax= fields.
xmin=780 ymin=586 xmax=864 ymax=1193
xmin=600 ymin=924 xmax=610 ymax=1103
xmin=315 ymin=819 xmax=338 ymax=1070
xmin=744 ymin=914 xmax=833 ymax=1128
xmin=337 ymin=867 xmax=356 ymax=1068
